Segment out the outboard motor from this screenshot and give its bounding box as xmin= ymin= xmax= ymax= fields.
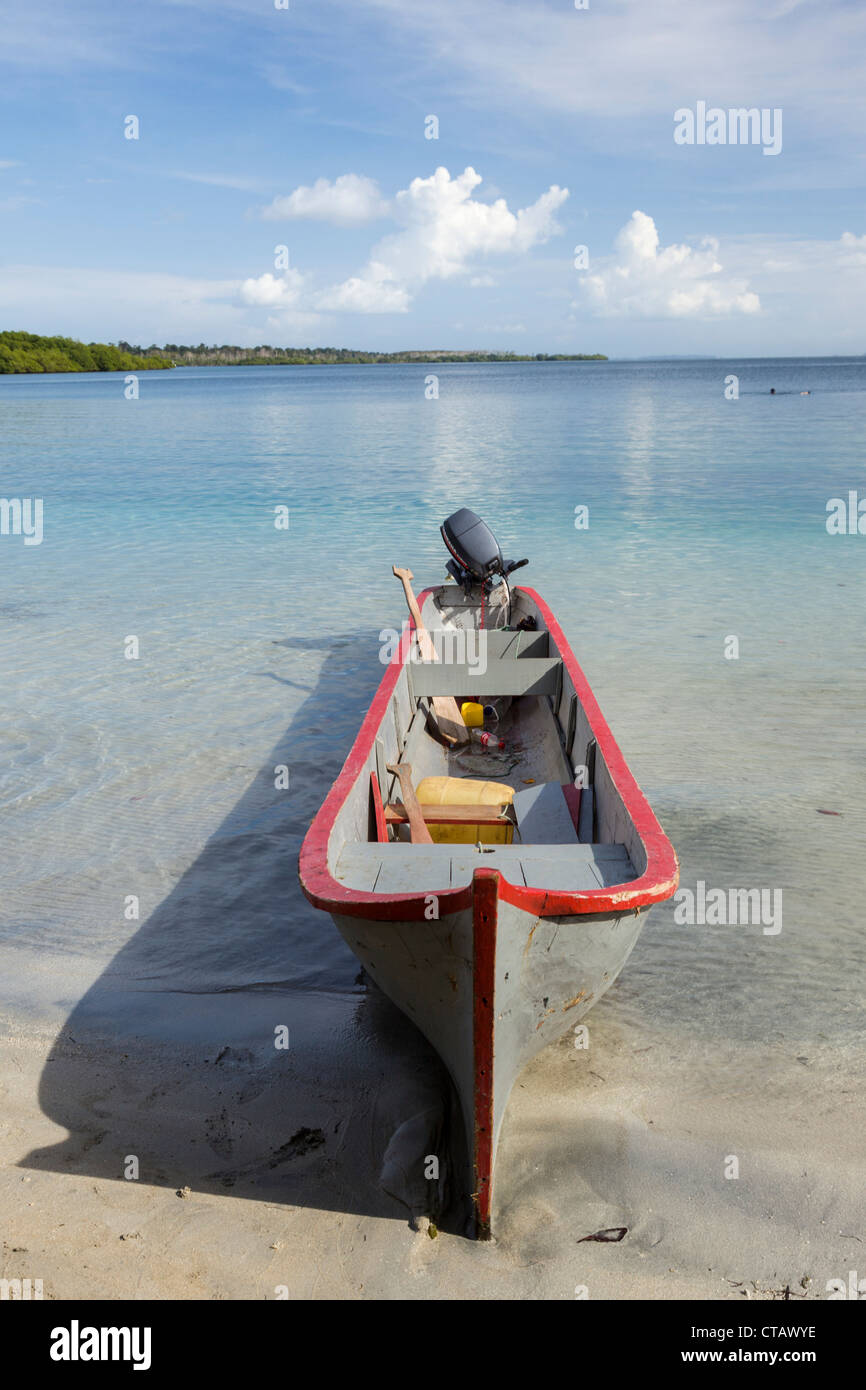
xmin=440 ymin=508 xmax=528 ymax=597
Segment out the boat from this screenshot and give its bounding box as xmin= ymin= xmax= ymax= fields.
xmin=299 ymin=510 xmax=678 ymax=1238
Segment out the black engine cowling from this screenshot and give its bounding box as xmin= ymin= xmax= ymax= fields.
xmin=440 ymin=508 xmax=528 ymax=592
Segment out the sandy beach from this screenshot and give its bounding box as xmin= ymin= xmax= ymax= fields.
xmin=3 ymin=963 xmax=863 ymax=1301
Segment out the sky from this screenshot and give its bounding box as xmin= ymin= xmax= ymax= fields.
xmin=1 ymin=0 xmax=865 ymax=356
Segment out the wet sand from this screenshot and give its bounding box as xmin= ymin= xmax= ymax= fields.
xmin=3 ymin=975 xmax=862 ymax=1301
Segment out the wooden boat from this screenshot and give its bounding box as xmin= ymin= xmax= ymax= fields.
xmin=299 ymin=581 xmax=678 ymax=1238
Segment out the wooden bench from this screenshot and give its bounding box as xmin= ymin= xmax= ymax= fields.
xmin=384 ymin=801 xmax=515 ymax=828
xmin=409 ymin=657 xmax=562 ymax=700
xmin=335 ymin=842 xmax=635 ymax=893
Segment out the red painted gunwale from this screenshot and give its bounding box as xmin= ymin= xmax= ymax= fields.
xmin=471 ymin=868 xmax=498 ymax=1240
xmin=299 ymin=586 xmax=679 ymax=921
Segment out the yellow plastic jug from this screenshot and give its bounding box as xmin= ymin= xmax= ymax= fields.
xmin=416 ymin=776 xmax=514 ymax=845
xmin=460 ymin=701 xmax=484 ymax=728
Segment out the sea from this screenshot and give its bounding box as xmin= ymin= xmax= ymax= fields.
xmin=1 ymin=356 xmax=864 ymax=1126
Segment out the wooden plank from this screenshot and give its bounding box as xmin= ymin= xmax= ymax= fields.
xmin=565 ymin=693 xmax=578 ymax=757
xmin=387 ymin=762 xmax=434 ymax=844
xmin=512 ymin=783 xmax=578 ymax=846
xmin=517 ymin=844 xmax=628 ymax=862
xmin=448 ymin=849 xmax=500 ymax=886
xmin=385 ymin=801 xmax=514 ymax=826
xmin=392 ymin=697 xmax=403 ymax=756
xmin=372 ymin=850 xmax=454 ymax=894
xmin=370 ymin=771 xmax=387 ymax=843
xmin=336 ymin=841 xmax=634 ymax=893
xmin=400 ymin=706 xmax=436 ymax=774
xmin=375 ymin=738 xmax=389 ymax=802
xmin=561 ymin=783 xmax=582 ymax=836
xmin=552 ymin=659 xmax=563 ymax=713
xmin=583 ymin=851 xmax=635 ymax=888
xmin=334 ymin=845 xmax=384 ymax=893
xmin=518 ymin=855 xmax=612 ymax=892
xmin=578 ymin=784 xmax=595 ymax=844
xmin=476 ymin=630 xmax=549 ymax=660
xmin=411 ymin=657 xmax=562 ymax=699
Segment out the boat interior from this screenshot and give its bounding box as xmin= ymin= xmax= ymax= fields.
xmin=331 ymin=585 xmax=646 ymax=896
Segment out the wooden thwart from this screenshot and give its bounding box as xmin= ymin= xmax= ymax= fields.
xmin=336 ymin=840 xmax=636 ymax=893
xmin=456 ymin=629 xmax=549 ymax=660
xmin=410 ymin=656 xmax=562 ymax=699
xmin=385 ymin=801 xmax=515 ymax=827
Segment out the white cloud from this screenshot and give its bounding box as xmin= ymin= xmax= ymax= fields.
xmin=0 ymin=165 xmax=569 ymax=337
xmin=4 ymin=219 xmax=866 ymax=354
xmin=260 ymin=174 xmax=389 ymax=226
xmin=318 ymin=166 xmax=567 ymax=313
xmin=316 ymin=272 xmax=409 ymax=314
xmin=0 ymin=265 xmax=247 ymax=342
xmin=576 ymin=211 xmax=760 ymax=318
xmin=238 ymin=268 xmax=305 ymax=307
xmin=262 ymin=309 xmax=326 ymax=337
xmin=839 ymin=231 xmax=866 ymax=267
xmin=358 ymin=0 xmax=866 ymax=140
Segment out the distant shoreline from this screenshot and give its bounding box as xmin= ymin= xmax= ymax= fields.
xmin=0 ymin=331 xmax=608 ymax=373
xmin=117 ymin=344 xmax=609 ymax=368
xmin=2 ymin=332 xmax=863 ymax=375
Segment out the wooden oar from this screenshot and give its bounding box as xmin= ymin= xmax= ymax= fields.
xmin=386 ymin=763 xmax=434 ymax=844
xmin=392 ymin=565 xmax=469 ymax=745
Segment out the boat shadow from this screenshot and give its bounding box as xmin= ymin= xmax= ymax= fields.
xmin=21 ymin=630 xmax=471 ymax=1238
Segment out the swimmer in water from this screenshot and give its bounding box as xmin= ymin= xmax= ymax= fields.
xmin=770 ymin=388 xmax=776 ymax=394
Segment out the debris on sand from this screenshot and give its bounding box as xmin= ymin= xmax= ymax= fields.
xmin=268 ymin=1128 xmax=326 ymax=1167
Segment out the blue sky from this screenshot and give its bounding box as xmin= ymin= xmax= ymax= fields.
xmin=1 ymin=0 xmax=865 ymax=355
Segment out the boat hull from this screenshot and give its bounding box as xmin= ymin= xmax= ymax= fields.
xmin=333 ymin=866 xmax=647 ymax=1237
xmin=300 ymin=583 xmax=677 ymax=1237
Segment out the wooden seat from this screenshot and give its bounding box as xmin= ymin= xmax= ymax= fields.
xmin=410 ymin=657 xmax=562 ymax=700
xmin=384 ymin=801 xmax=514 ymax=828
xmin=335 ymin=842 xmax=635 ymax=893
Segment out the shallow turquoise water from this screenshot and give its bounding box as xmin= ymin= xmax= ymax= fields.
xmin=1 ymin=359 xmax=864 ymax=1049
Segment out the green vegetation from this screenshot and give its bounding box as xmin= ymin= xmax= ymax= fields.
xmin=0 ymin=331 xmax=174 ymax=374
xmin=0 ymin=331 xmax=607 ymax=373
xmin=125 ymin=343 xmax=608 ymax=366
